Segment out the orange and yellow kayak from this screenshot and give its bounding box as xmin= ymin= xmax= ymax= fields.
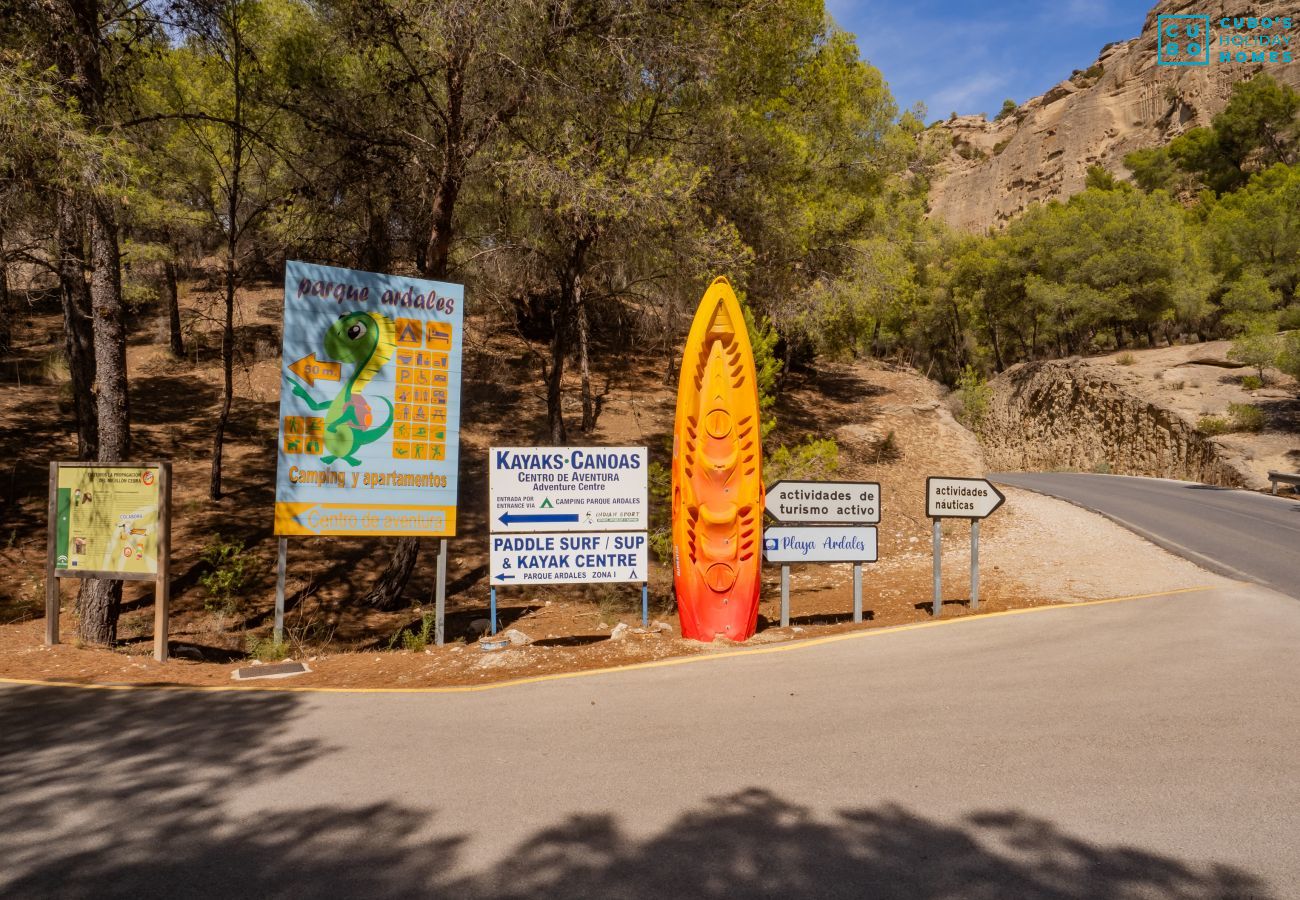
xmin=671 ymin=277 xmax=764 ymax=641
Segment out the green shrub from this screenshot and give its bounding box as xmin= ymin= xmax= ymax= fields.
xmin=647 ymin=459 xmax=673 ymax=563
xmin=199 ymin=535 xmax=256 ymax=618
xmin=1116 ymin=352 xmax=1136 ymax=366
xmin=396 ymin=612 xmax=436 ymax=652
xmin=954 ymin=366 xmax=993 ymax=430
xmin=741 ymin=299 xmax=781 ymax=440
xmin=1197 ymin=415 xmax=1231 ymax=436
xmin=1228 ymin=402 xmax=1265 ymax=432
xmin=246 ymin=634 xmax=288 ymax=662
xmin=765 ymin=437 xmax=840 ymax=483
xmin=1241 ymin=374 xmax=1263 ymax=390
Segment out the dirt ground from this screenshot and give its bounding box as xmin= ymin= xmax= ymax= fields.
xmin=0 ymin=281 xmax=1230 ymax=689
xmin=1092 ymin=341 xmax=1300 ymax=489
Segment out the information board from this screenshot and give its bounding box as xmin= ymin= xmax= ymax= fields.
xmin=490 ymin=531 xmax=648 ymax=584
xmin=274 ymin=261 xmax=463 ymax=537
xmin=489 ymin=446 xmax=647 ymax=532
xmin=53 ymin=465 xmax=161 ymax=576
xmin=762 ymin=526 xmax=878 ymax=563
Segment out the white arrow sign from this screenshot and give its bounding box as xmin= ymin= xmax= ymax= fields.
xmin=765 ymin=480 xmax=880 ymax=524
xmin=763 ymin=526 xmax=878 ymax=563
xmin=490 ymin=531 xmax=648 ymax=585
xmin=926 ymin=477 xmax=1005 ymax=519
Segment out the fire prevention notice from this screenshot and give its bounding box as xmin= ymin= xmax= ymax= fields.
xmin=54 ymin=466 xmax=161 ymax=576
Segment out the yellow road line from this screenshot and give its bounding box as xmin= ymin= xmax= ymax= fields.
xmin=0 ymin=585 xmax=1225 ymax=696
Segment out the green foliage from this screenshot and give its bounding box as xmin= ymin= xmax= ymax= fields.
xmin=995 ymin=99 xmax=1017 ymax=121
xmin=1277 ymin=331 xmax=1300 ymax=381
xmin=953 ymin=366 xmax=993 ymax=429
xmin=647 ymin=460 xmax=673 ymax=564
xmin=992 ymin=136 xmax=1012 ymax=156
xmin=1123 ymin=147 xmax=1179 ymax=193
xmin=1196 ymin=415 xmax=1232 ymax=435
xmin=1198 ymin=404 xmax=1266 ymax=434
xmin=396 ymin=612 xmax=436 ymax=653
xmin=1228 ymin=326 xmax=1281 ymax=379
xmin=1228 ymin=402 xmax=1266 ymax=432
xmin=1084 ymin=166 xmax=1126 ymax=192
xmin=246 ymin=634 xmax=288 ymax=662
xmin=765 ymin=438 xmax=840 ymax=483
xmin=742 ymin=300 xmax=782 ymax=440
xmin=199 ymin=535 xmax=256 ymax=618
xmin=1116 ymin=352 xmax=1136 ymax=366
xmin=1241 ymin=374 xmax=1263 ymax=390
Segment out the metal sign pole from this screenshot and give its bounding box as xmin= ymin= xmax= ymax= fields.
xmin=852 ymin=563 xmax=863 ymax=623
xmin=45 ymin=462 xmax=59 ymax=647
xmin=435 ymin=538 xmax=447 ymax=645
xmin=274 ymin=536 xmax=287 ymax=644
xmin=153 ymin=462 xmax=172 ymax=662
xmin=489 ymin=587 xmax=497 ymax=635
xmin=970 ymin=519 xmax=980 ymax=611
xmin=641 ymin=583 xmax=648 ymax=627
xmin=932 ymin=519 xmax=943 ymax=617
xmin=780 ymin=565 xmax=790 ymax=628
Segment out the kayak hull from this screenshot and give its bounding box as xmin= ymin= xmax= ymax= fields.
xmin=671 ymin=277 xmax=764 ymax=642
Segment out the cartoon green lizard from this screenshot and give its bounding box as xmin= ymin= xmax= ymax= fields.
xmin=287 ymin=311 xmax=396 ymax=466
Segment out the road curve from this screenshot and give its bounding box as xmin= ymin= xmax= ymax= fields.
xmin=3 ymin=584 xmax=1300 ymax=898
xmin=992 ymin=472 xmax=1300 ymax=598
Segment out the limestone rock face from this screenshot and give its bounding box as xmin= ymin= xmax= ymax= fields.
xmin=981 ymin=360 xmax=1245 ymax=486
xmin=929 ymin=0 xmax=1300 ymax=231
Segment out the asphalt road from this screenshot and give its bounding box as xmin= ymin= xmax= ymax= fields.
xmin=3 ymin=584 xmax=1299 ymax=898
xmin=992 ymin=472 xmax=1300 ymax=599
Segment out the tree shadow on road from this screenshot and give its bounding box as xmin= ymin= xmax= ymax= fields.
xmin=0 ymin=686 xmax=1274 ymax=900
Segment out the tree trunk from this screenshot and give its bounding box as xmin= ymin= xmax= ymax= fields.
xmin=575 ymin=267 xmax=597 ymax=432
xmin=209 ymin=253 xmax=235 ymax=500
xmin=165 ymin=257 xmax=184 ymax=357
xmin=547 ymin=276 xmax=573 ymax=445
xmin=56 ymin=192 xmax=98 ymax=459
xmin=363 ymin=172 xmax=459 ymax=611
xmin=0 ymin=225 xmax=11 ymax=353
xmin=77 ymin=192 xmax=130 ymax=647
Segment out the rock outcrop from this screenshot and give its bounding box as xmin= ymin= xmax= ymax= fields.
xmin=929 ymin=0 xmax=1300 ymax=231
xmin=980 ymin=360 xmax=1244 ymax=485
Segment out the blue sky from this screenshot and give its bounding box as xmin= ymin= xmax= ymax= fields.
xmin=826 ymin=0 xmax=1154 ymax=122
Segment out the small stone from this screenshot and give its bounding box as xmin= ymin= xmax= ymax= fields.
xmin=649 ymin=620 xmax=672 ymax=634
xmin=501 ymin=628 xmax=532 ymax=646
xmin=597 ymin=622 xmax=609 ymax=630
xmin=792 ymin=627 xmax=805 ymax=633
xmin=609 ymin=622 xmax=630 ymax=641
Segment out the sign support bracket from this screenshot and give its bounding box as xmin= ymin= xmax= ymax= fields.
xmin=641 ymin=583 xmax=648 ymax=628
xmin=780 ymin=565 xmax=790 ymax=628
xmin=971 ymin=519 xmax=980 ymax=611
xmin=932 ymin=518 xmax=943 ymax=617
xmin=435 ymin=538 xmax=448 ymax=645
xmin=274 ymin=536 xmax=287 ymax=644
xmin=852 ymin=563 xmax=863 ymax=623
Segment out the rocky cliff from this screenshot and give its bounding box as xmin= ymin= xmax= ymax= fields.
xmin=980 ymin=360 xmax=1246 ymax=486
xmin=929 ymin=0 xmax=1300 ymax=231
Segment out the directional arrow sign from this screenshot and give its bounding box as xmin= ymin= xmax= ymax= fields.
xmin=287 ymin=353 xmax=341 ymax=387
xmin=926 ymin=476 xmax=1005 ymax=519
xmin=763 ymin=526 xmax=878 ymax=563
xmin=765 ymin=480 xmax=880 ymax=524
xmin=490 ymin=531 xmax=648 ymax=584
xmin=489 ymin=446 xmax=647 ymax=533
xmin=498 ymin=512 xmax=580 ymax=527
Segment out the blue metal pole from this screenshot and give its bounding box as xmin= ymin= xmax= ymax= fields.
xmin=489 ymin=587 xmax=497 ymax=635
xmin=641 ymin=583 xmax=649 ymax=627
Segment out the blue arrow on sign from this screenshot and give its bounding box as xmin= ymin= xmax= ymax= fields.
xmin=495 ymin=573 xmax=515 ymax=581
xmin=498 ymin=512 xmax=580 ymax=526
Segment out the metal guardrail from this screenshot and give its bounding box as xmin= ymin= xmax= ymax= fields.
xmin=1267 ymin=471 xmax=1300 ymax=495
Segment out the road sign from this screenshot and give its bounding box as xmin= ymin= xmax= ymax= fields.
xmin=765 ymin=480 xmax=880 ymax=524
xmin=489 ymin=446 xmax=647 ymax=532
xmin=762 ymin=526 xmax=878 ymax=563
xmin=274 ymin=260 xmax=464 ymax=537
xmin=490 ymin=531 xmax=648 ymax=584
xmin=926 ymin=476 xmax=1005 ymax=519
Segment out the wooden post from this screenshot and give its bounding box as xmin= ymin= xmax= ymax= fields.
xmin=154 ymin=462 xmax=172 ymax=662
xmin=45 ymin=462 xmax=59 ymax=647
